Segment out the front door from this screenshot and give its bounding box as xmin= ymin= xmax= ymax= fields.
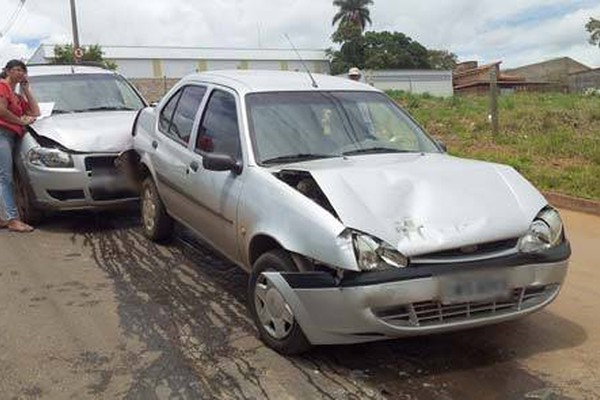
xmin=185 ymin=88 xmax=245 ymax=263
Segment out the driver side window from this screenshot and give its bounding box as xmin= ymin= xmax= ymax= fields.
xmin=195 ymin=89 xmax=241 ymax=158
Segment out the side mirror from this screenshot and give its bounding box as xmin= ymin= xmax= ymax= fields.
xmin=436 ymin=140 xmax=447 ymax=153
xmin=202 ymin=153 xmax=243 ymax=175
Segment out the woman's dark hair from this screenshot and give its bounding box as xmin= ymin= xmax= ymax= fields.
xmin=0 ymin=59 xmax=27 ymax=79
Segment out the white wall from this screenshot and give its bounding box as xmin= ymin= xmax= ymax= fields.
xmin=365 ymin=70 xmax=454 ymax=97
xmin=112 ymin=58 xmax=330 ymax=79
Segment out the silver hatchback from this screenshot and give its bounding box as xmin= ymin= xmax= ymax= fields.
xmin=14 ymin=64 xmax=146 ymax=223
xmin=126 ymin=70 xmax=570 ymax=354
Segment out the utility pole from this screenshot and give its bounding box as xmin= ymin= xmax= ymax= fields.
xmin=69 ymin=0 xmax=81 ymax=62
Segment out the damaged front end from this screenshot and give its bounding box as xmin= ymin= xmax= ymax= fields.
xmin=15 ymin=127 xmax=139 ymax=214
xmin=261 ymin=167 xmax=569 ymax=347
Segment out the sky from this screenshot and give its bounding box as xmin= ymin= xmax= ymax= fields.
xmin=1 ymin=0 xmax=600 ymax=70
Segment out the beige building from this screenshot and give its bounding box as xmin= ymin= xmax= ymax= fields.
xmin=29 ymin=44 xmax=330 ymax=101
xmin=504 ymin=57 xmax=591 ymax=89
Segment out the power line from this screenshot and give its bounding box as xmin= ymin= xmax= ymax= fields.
xmin=0 ymin=0 xmax=27 ymax=38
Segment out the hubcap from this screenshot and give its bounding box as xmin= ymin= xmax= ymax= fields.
xmin=254 ymin=273 xmax=295 ymax=339
xmin=142 ymin=186 xmax=156 ymax=231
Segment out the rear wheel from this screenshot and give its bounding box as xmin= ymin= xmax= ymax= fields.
xmin=248 ymin=249 xmax=311 ymax=355
xmin=141 ymin=177 xmax=173 ymax=242
xmin=13 ymin=169 xmax=43 ymax=225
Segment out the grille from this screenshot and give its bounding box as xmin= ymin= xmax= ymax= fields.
xmin=84 ymin=156 xmax=119 ymax=177
xmin=418 ymin=238 xmax=519 ymax=260
xmin=374 ymin=285 xmax=559 ymax=327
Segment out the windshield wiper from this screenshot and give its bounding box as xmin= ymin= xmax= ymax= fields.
xmin=342 ymin=147 xmax=413 ymax=156
xmin=75 ymin=106 xmax=137 ymax=112
xmin=262 ymin=153 xmax=339 ymax=165
xmin=51 ymin=109 xmax=71 ymax=114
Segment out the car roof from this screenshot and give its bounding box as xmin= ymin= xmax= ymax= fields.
xmin=25 ymin=64 xmax=115 ymax=77
xmin=181 ymin=70 xmax=382 ymax=95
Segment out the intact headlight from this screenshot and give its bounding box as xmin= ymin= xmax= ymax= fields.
xmin=28 ymin=147 xmax=74 ymax=168
xmin=518 ymin=207 xmax=564 ymax=253
xmin=339 ymin=230 xmax=408 ymax=271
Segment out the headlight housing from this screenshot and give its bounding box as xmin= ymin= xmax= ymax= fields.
xmin=339 ymin=230 xmax=408 ymax=271
xmin=518 ymin=207 xmax=564 ymax=253
xmin=27 ymin=147 xmax=74 ymax=168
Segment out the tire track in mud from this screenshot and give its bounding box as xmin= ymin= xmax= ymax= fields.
xmin=68 ymin=211 xmax=376 ymax=399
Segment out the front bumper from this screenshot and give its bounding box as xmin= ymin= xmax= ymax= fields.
xmin=22 ymin=153 xmax=137 ymax=211
xmin=263 ymin=247 xmax=569 ymax=345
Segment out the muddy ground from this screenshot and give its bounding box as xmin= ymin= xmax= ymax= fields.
xmin=0 ymin=208 xmax=598 ymax=399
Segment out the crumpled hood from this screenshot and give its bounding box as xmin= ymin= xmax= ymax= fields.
xmin=30 ymin=111 xmax=137 ymax=152
xmin=291 ymin=154 xmax=547 ymax=257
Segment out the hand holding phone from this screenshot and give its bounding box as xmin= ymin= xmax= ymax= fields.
xmin=20 ymin=76 xmax=30 ymax=91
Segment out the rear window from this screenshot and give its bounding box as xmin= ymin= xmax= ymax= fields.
xmin=29 ymin=73 xmax=145 ymax=114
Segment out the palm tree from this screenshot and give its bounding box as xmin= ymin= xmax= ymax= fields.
xmin=332 ymin=0 xmax=374 ymax=32
xmin=586 ymin=17 xmax=600 ymax=47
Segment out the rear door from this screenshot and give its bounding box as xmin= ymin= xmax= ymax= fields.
xmin=150 ymin=84 xmax=207 ymax=219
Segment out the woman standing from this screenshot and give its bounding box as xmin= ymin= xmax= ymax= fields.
xmin=0 ymin=60 xmax=40 ymax=232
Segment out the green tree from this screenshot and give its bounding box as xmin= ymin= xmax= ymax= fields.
xmin=51 ymin=44 xmax=117 ymax=70
xmin=332 ymin=0 xmax=374 ymax=32
xmin=363 ymin=31 xmax=431 ymax=70
xmin=329 ymin=20 xmax=365 ymax=74
xmin=586 ymin=17 xmax=600 ymax=46
xmin=427 ymin=49 xmax=458 ymax=70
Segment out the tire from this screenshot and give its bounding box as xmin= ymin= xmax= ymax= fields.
xmin=140 ymin=177 xmax=173 ymax=242
xmin=13 ymin=169 xmax=43 ymax=225
xmin=248 ymin=249 xmax=311 ymax=355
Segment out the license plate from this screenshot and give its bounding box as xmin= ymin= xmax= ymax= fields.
xmin=439 ymin=270 xmax=510 ymax=305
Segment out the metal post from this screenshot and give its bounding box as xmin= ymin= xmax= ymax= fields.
xmin=69 ymin=0 xmax=81 ymax=62
xmin=489 ymin=66 xmax=499 ymax=135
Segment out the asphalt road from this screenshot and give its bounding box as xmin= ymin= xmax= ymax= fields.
xmin=0 ymin=208 xmax=598 ymax=400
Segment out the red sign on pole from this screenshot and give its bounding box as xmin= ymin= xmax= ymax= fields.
xmin=73 ymin=47 xmax=84 ymax=60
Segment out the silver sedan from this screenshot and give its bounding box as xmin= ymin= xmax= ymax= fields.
xmin=14 ymin=65 xmax=146 ymax=223
xmin=126 ymin=70 xmax=570 ymax=354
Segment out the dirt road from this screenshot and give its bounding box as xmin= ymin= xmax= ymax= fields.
xmin=0 ymin=208 xmax=597 ymax=399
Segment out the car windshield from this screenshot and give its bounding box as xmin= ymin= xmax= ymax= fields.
xmin=29 ymin=73 xmax=145 ymax=113
xmin=246 ymin=91 xmax=440 ymax=164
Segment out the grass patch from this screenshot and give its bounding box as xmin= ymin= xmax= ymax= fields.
xmin=388 ymin=91 xmax=600 ymax=200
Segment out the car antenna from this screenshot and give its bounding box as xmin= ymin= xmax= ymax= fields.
xmin=284 ymin=33 xmax=318 ymax=88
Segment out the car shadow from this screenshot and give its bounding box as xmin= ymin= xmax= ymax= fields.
xmin=34 ymin=205 xmax=141 ymax=234
xmin=299 ymin=311 xmax=585 ymax=399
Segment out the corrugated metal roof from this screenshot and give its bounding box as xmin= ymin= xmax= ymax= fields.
xmin=35 ymin=44 xmax=328 ymax=61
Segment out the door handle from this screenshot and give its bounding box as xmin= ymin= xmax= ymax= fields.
xmin=189 ymin=161 xmax=199 ymax=172
xmin=151 ymin=140 xmax=158 ymax=149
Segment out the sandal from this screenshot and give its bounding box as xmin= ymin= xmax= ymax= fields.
xmin=0 ymin=219 xmax=7 ymax=229
xmin=7 ymin=219 xmax=34 ymax=233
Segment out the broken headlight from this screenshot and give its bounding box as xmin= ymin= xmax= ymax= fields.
xmin=339 ymin=230 xmax=408 ymax=271
xmin=518 ymin=207 xmax=564 ymax=253
xmin=27 ymin=147 xmax=74 ymax=168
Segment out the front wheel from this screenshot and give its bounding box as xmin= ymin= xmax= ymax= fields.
xmin=248 ymin=249 xmax=311 ymax=355
xmin=13 ymin=169 xmax=43 ymax=225
xmin=140 ymin=177 xmax=173 ymax=242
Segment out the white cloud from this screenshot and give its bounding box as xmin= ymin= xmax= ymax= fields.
xmin=1 ymin=0 xmax=599 ymax=69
